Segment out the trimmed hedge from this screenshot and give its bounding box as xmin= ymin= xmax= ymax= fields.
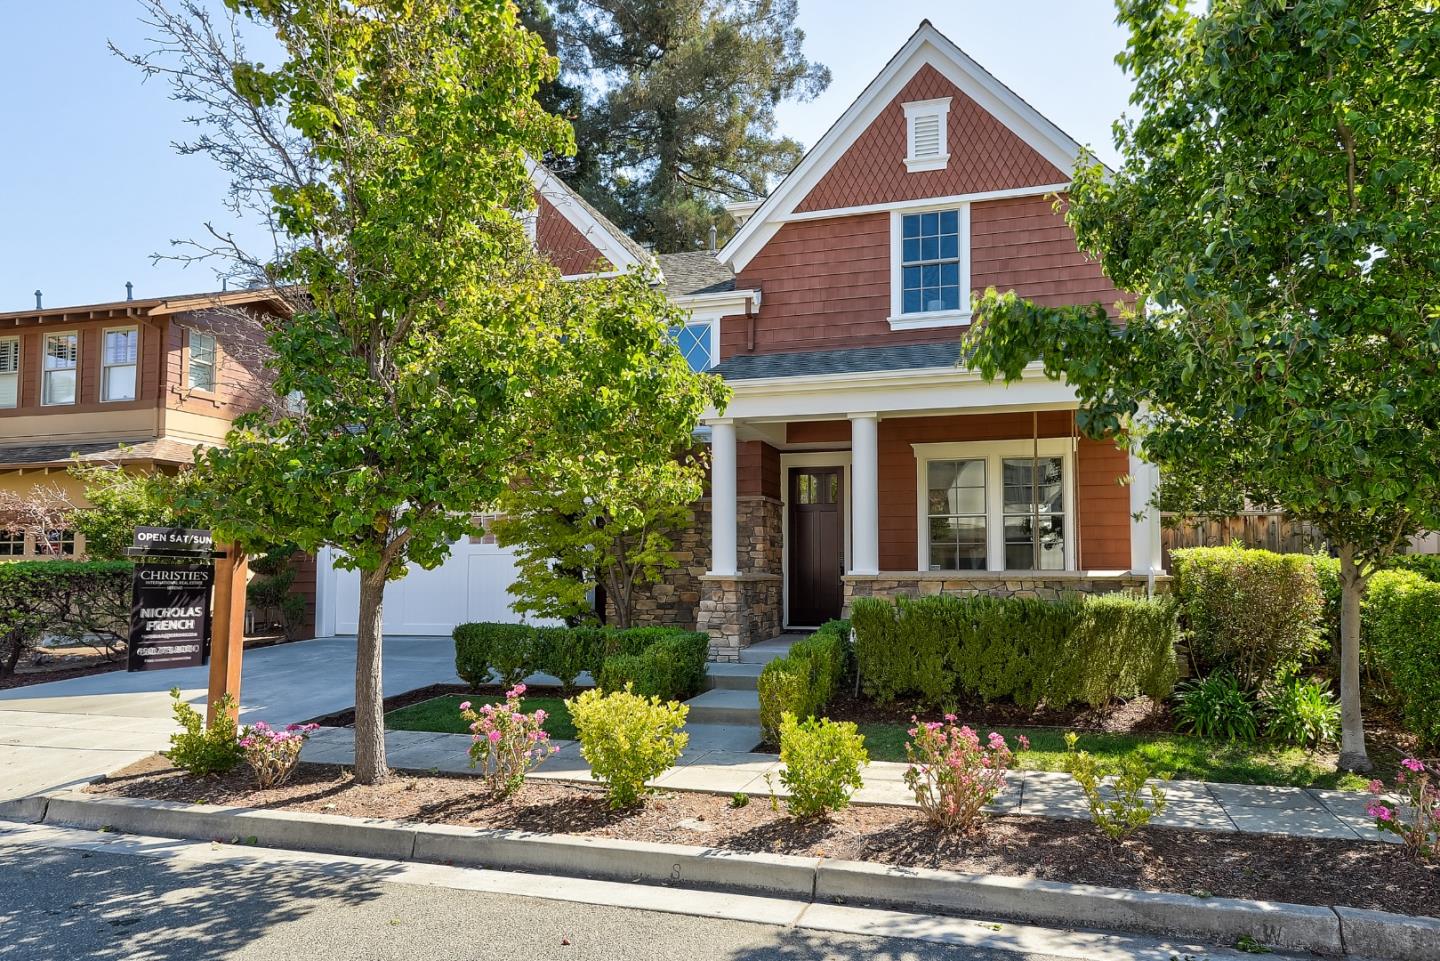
xmin=758 ymin=619 xmax=850 ymax=743
xmin=1363 ymin=570 xmax=1440 ymax=747
xmin=1171 ymin=546 xmax=1326 ymax=687
xmin=453 ymin=621 xmax=707 ymax=702
xmin=850 ymin=592 xmax=1177 ymax=709
xmin=0 ymin=560 xmax=132 ymax=675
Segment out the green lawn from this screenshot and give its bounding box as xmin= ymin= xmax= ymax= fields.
xmin=386 ymin=695 xmax=577 ymax=742
xmin=857 ymin=722 xmax=1371 ymax=791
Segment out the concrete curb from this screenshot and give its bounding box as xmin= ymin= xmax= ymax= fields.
xmin=816 ymin=859 xmax=1341 ymax=956
xmin=24 ymin=791 xmax=1434 ymax=961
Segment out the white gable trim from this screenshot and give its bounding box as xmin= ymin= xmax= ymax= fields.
xmin=527 ymin=160 xmax=647 ymax=274
xmin=718 ymin=22 xmax=1089 ymax=273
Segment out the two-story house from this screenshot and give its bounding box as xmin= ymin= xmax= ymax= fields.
xmin=662 ymin=22 xmax=1167 ymax=658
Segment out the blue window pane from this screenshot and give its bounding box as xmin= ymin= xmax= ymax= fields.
xmin=903 ymin=265 xmax=921 ymax=290
xmin=673 ymin=322 xmax=712 ymax=371
xmin=941 ymin=262 xmax=959 ymax=286
xmin=940 ymin=209 xmax=958 ymax=233
xmin=903 ymin=238 xmax=920 ymax=263
xmin=922 ymin=211 xmax=939 ymax=234
xmin=903 ymin=288 xmax=922 ymax=313
xmin=920 ymin=237 xmax=938 ymax=260
xmin=940 ymin=233 xmax=958 ymax=259
xmin=941 ymin=285 xmax=960 ymax=311
xmin=922 ymin=264 xmax=940 ymax=287
xmin=902 ymin=214 xmax=921 ymax=239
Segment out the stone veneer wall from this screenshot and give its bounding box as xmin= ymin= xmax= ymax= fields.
xmin=843 ymin=571 xmax=1170 ymax=613
xmin=618 ymin=499 xmax=711 ymax=629
xmin=697 ymin=495 xmax=784 ymax=660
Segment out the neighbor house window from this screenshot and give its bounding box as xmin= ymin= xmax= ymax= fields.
xmin=1002 ymin=457 xmax=1066 ymax=571
xmin=0 ymin=530 xmax=24 ymax=556
xmin=926 ymin=458 xmax=986 ymax=571
xmin=188 ymin=331 xmax=217 ymax=391
xmin=42 ymin=332 xmax=78 ymax=406
xmin=44 ymin=529 xmax=77 ymax=557
xmin=101 ymin=327 xmax=138 ymax=402
xmin=0 ymin=336 xmax=18 ymax=408
xmin=890 ymin=205 xmax=970 ymax=330
xmin=668 ymin=320 xmax=715 ymax=372
xmin=915 ymin=440 xmax=1074 ymax=572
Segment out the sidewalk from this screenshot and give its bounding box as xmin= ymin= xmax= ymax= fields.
xmin=297 ymin=726 xmax=1395 ymax=845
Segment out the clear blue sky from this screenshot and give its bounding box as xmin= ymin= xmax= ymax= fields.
xmin=0 ymin=1 xmax=1132 ymax=311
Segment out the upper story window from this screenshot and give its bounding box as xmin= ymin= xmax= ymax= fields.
xmin=42 ymin=332 xmax=78 ymax=406
xmin=0 ymin=529 xmax=23 ymax=556
xmin=0 ymin=336 xmax=18 ymax=408
xmin=102 ymin=327 xmax=139 ymax=402
xmin=890 ymin=204 xmax=971 ymax=331
xmin=668 ymin=318 xmax=716 ymax=372
xmin=902 ymin=97 xmax=951 ymax=173
xmin=188 ymin=331 xmax=217 ymax=391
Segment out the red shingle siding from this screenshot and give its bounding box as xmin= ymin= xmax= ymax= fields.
xmin=737 ymin=441 xmax=781 ymax=500
xmin=971 ymin=195 xmax=1122 ymax=310
xmin=1077 ymin=436 xmax=1131 ymax=570
xmin=535 ymin=192 xmax=611 ymax=276
xmin=796 ymin=64 xmax=1065 ymax=214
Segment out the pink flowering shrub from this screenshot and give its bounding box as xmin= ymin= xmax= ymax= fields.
xmin=903 ymin=716 xmax=1027 ymax=831
xmin=461 ymin=684 xmax=557 ymax=796
xmin=1367 ymin=757 xmax=1439 ymax=859
xmin=239 ymin=721 xmax=320 ymax=789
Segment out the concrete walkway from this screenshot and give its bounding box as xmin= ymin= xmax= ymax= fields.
xmin=0 ymin=635 xmax=462 ymax=801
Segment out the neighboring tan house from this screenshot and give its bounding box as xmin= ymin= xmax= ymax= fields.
xmin=663 ymin=21 xmax=1166 ymax=659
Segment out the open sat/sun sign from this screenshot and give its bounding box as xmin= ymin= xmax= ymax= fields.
xmin=127 ymin=527 xmax=217 ymax=672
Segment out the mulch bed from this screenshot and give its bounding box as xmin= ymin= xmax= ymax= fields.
xmin=89 ymin=755 xmax=1437 ymax=918
xmin=0 ymin=659 xmax=122 ymax=690
xmin=302 ymin=683 xmax=571 ymax=728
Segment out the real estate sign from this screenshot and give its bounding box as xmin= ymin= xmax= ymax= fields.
xmin=127 ymin=527 xmax=216 ymax=672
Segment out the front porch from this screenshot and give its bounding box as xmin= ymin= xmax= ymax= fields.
xmin=692 ymin=357 xmax=1166 ymax=660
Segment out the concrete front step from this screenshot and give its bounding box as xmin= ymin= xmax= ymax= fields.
xmin=684 ymin=687 xmax=760 ymax=726
xmin=736 ymin=634 xmax=804 ymax=665
xmin=704 ymin=661 xmax=765 ymax=691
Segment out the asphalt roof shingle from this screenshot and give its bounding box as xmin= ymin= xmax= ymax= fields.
xmin=0 ymin=438 xmax=204 ymax=469
xmin=711 ymin=341 xmax=970 ymax=381
xmin=656 ymin=252 xmax=736 ymax=297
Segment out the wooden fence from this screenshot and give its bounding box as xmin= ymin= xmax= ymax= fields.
xmin=1160 ymin=512 xmax=1328 ymax=571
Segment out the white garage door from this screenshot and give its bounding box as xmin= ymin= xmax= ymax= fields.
xmin=316 ymin=533 xmax=546 ymax=636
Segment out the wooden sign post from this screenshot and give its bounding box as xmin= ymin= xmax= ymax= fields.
xmin=206 ymin=543 xmax=248 ymax=728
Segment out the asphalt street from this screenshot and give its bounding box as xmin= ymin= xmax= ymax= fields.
xmin=0 ymin=841 xmax=1105 ymax=961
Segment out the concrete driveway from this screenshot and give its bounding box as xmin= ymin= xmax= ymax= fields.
xmin=0 ymin=636 xmax=460 ymax=801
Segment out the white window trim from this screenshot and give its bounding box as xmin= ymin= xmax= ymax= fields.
xmin=779 ymin=451 xmax=852 ymax=629
xmin=41 ymin=330 xmax=79 ymax=407
xmin=889 ymin=202 xmax=971 ymax=331
xmin=187 ymin=329 xmax=219 ymax=393
xmin=902 ymin=97 xmax=951 ymax=173
xmin=100 ymin=325 xmax=139 ymax=403
xmin=680 ymin=311 xmax=722 ymax=371
xmin=0 ymin=335 xmax=19 ymax=409
xmin=913 ymin=438 xmax=1076 ymax=573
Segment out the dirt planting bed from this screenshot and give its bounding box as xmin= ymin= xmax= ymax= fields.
xmin=88 ymin=755 xmax=1438 ymax=919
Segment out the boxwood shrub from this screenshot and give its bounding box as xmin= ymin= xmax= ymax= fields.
xmin=1362 ymin=570 xmax=1440 ymax=747
xmin=453 ymin=622 xmax=708 ymax=702
xmin=850 ymin=592 xmax=1177 ymax=709
xmin=0 ymin=560 xmax=132 ymax=675
xmin=1170 ymin=546 xmax=1326 ymax=687
xmin=758 ymin=619 xmax=850 ymax=743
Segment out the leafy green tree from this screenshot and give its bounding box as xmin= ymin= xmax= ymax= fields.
xmin=493 ymin=271 xmax=727 ymax=626
xmin=964 ymin=0 xmax=1440 ymax=772
xmin=544 ymin=0 xmax=829 ymax=250
xmin=126 ymin=0 xmax=571 ymax=783
xmin=66 ymin=462 xmax=205 ymax=562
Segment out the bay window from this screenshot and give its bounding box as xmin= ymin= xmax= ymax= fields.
xmin=915 ymin=439 xmax=1075 ymax=572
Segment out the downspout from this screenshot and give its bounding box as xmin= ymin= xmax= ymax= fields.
xmin=745 ymin=290 xmax=762 ymax=352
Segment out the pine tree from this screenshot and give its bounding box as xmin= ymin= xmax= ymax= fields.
xmin=547 ymin=0 xmax=829 ymax=251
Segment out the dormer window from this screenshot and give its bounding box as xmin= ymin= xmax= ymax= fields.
xmin=902 ymin=97 xmax=951 ymax=172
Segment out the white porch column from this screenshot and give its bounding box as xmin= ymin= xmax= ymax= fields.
xmin=1128 ymin=449 xmax=1163 ymax=578
xmin=708 ymin=418 xmax=738 ymax=576
xmin=850 ymin=412 xmax=880 ymax=575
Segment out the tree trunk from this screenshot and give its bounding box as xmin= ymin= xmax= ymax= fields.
xmin=353 ymin=569 xmax=389 ymax=784
xmin=1337 ymin=542 xmax=1372 ymax=773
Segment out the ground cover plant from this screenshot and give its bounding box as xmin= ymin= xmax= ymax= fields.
xmin=91 ymin=757 xmax=1440 ymax=919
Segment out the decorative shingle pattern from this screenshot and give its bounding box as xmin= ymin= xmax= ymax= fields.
xmin=535 ymin=192 xmax=612 ymax=276
xmin=796 ymin=64 xmax=1066 ymax=213
xmin=657 ymin=252 xmax=736 ymax=297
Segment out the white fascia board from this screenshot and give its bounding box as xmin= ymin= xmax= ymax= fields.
xmin=718 ymin=22 xmax=1091 ymax=274
xmin=703 ymin=364 xmax=1078 ymax=422
xmin=776 ymin=183 xmax=1070 ymax=224
xmin=667 ymin=288 xmax=760 ymax=312
xmin=527 ymin=160 xmax=647 ymax=273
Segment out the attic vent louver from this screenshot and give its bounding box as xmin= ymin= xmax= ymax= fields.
xmin=903 ymin=97 xmax=951 ymax=173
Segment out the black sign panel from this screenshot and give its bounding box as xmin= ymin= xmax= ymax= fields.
xmin=128 ymin=563 xmax=214 ymax=671
xmin=131 ymin=526 xmax=215 ymax=554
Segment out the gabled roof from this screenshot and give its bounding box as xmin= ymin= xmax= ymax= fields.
xmin=528 ymin=161 xmax=653 ymax=273
xmin=718 ymin=20 xmax=1094 ymax=273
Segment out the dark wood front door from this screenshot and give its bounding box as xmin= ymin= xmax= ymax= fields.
xmin=789 ymin=467 xmax=844 ymax=626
